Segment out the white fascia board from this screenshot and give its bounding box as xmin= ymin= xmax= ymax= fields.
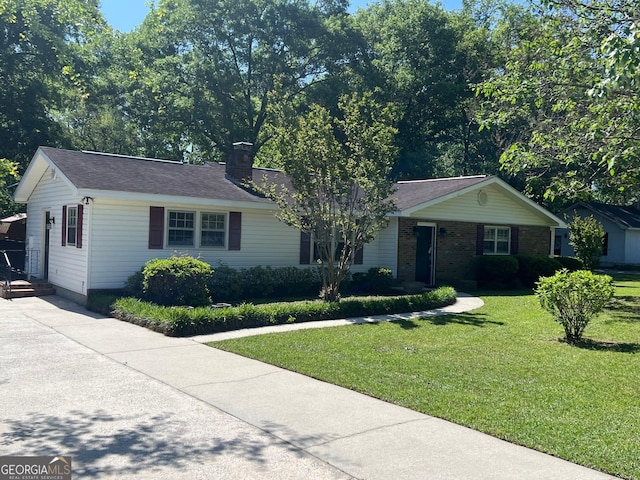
xmin=14 ymin=149 xmax=48 ymax=202
xmin=77 ymin=189 xmax=280 ymax=211
xmin=491 ymin=178 xmax=566 ymax=227
xmin=14 ymin=148 xmax=79 ymax=202
xmin=397 ymin=177 xmax=497 ymax=217
xmin=397 ymin=176 xmax=566 ymax=227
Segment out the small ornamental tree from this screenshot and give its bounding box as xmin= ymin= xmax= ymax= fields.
xmin=257 ymin=92 xmax=398 ymax=302
xmin=535 ymin=269 xmax=614 ymax=344
xmin=567 ymin=214 xmax=605 ymax=271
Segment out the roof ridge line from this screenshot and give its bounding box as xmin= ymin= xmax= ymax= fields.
xmin=81 ymin=150 xmax=183 ymax=164
xmin=396 ymin=174 xmax=488 ymax=184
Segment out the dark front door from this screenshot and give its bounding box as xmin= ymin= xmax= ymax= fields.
xmin=415 ymin=226 xmax=434 ymax=285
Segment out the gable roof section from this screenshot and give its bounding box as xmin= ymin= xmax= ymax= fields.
xmin=15 ymin=147 xmax=286 ymax=206
xmin=562 ymin=202 xmax=640 ymax=229
xmin=393 ymin=175 xmax=565 ymax=226
xmin=393 ymin=175 xmax=489 ymax=211
xmin=15 ymin=147 xmax=563 ymax=227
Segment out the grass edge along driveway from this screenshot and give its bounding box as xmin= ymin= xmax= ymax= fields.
xmin=210 ymin=274 xmax=640 ymax=480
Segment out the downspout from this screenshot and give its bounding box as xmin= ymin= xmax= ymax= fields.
xmin=84 ymin=197 xmax=94 ymax=298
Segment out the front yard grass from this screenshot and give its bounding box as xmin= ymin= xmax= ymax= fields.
xmin=210 ymin=273 xmax=640 ymax=480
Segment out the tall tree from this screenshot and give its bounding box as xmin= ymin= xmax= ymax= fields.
xmin=477 ymin=0 xmax=640 ymax=206
xmin=0 ymin=0 xmax=105 ymax=169
xmin=99 ymin=0 xmax=355 ymax=163
xmin=0 ymin=158 xmax=20 ymax=217
xmin=257 ymin=92 xmax=398 ymax=301
xmin=353 ymin=0 xmax=503 ymax=180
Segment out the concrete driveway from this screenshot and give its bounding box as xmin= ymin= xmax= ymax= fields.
xmin=0 ymin=295 xmax=616 ymax=479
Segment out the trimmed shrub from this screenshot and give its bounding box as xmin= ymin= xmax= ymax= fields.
xmin=109 ymin=286 xmax=458 ymax=337
xmin=535 ymin=269 xmax=614 ymax=344
xmin=207 ymin=263 xmax=243 ymax=301
xmin=515 ymin=255 xmax=563 ymax=288
xmin=351 ymin=267 xmax=394 ymax=294
xmin=555 ymin=256 xmax=584 ymax=271
xmin=208 ymin=264 xmax=321 ymax=301
xmin=142 ymin=255 xmax=213 ymax=307
xmin=473 ymin=255 xmax=519 ymax=289
xmin=123 ymin=268 xmax=145 ymax=297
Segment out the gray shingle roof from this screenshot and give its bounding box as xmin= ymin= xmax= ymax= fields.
xmin=565 ymin=202 xmax=640 ymax=229
xmin=40 ymin=146 xmax=287 ymax=204
xmin=392 ymin=175 xmax=490 ymax=211
xmin=40 ymin=147 xmax=492 ymax=211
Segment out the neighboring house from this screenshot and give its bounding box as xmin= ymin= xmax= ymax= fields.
xmin=557 ymin=202 xmax=640 ymax=267
xmin=0 ymin=213 xmax=26 ymax=241
xmin=14 ymin=145 xmax=565 ymax=304
xmin=0 ymin=213 xmax=27 ymax=273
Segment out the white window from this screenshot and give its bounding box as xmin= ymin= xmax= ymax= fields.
xmin=201 ymin=213 xmax=226 ymax=248
xmin=168 ymin=211 xmax=195 ymax=246
xmin=66 ymin=206 xmax=77 ymax=246
xmin=483 ymin=226 xmax=510 ymax=254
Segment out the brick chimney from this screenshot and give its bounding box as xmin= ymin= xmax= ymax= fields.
xmin=226 ymin=142 xmax=254 ymax=184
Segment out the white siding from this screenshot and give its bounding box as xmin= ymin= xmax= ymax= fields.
xmin=24 ymin=167 xmax=89 ymax=294
xmin=411 ymin=184 xmax=552 ymax=226
xmin=362 ymin=217 xmax=399 ymax=276
xmin=87 ymin=200 xmax=300 ymax=289
xmin=87 ymin=199 xmax=402 ymax=289
xmin=625 ymin=230 xmax=640 ymax=264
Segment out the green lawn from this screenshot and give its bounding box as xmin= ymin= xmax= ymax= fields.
xmin=210 ymin=273 xmax=640 ymax=480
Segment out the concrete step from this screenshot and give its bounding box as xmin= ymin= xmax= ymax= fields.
xmin=1 ymin=280 xmax=55 ymax=299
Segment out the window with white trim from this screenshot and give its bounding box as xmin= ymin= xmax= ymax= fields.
xmin=168 ymin=211 xmax=195 ymax=246
xmin=483 ymin=226 xmax=510 ymax=254
xmin=201 ymin=212 xmax=226 ymax=247
xmin=66 ymin=206 xmax=77 ymax=246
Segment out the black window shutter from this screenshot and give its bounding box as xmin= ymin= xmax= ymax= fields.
xmin=61 ymin=205 xmax=67 ymax=247
xmin=228 ymin=212 xmax=242 ymax=250
xmin=354 ymin=245 xmax=364 ymax=265
xmin=300 ymin=231 xmax=311 ymax=264
xmin=76 ymin=204 xmax=83 ymax=248
xmin=510 ymin=226 xmax=519 ymax=255
xmin=148 ymin=207 xmax=164 ymax=249
xmin=476 ymin=224 xmax=484 ymax=255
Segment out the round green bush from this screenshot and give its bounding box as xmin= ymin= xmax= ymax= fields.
xmin=473 ymin=255 xmax=519 ymax=289
xmin=555 ymin=256 xmax=584 ymax=271
xmin=515 ymin=255 xmax=562 ymax=288
xmin=142 ymin=255 xmax=213 ymax=307
xmin=535 ymin=269 xmax=614 ymax=344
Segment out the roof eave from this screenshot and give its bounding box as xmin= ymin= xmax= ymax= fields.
xmin=77 ymin=189 xmax=279 ymax=211
xmin=397 ymin=176 xmax=566 ymax=227
xmin=14 ymin=147 xmax=79 ymax=202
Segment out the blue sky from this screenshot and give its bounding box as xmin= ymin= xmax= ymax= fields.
xmin=100 ymin=0 xmax=465 ymax=32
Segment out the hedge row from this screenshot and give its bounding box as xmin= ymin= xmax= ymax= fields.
xmin=473 ymin=255 xmax=583 ymax=290
xmin=108 ymin=286 xmax=457 ymax=337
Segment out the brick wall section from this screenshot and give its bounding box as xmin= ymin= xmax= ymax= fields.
xmin=397 ymin=218 xmax=418 ymax=282
xmin=518 ymin=225 xmax=552 ymax=255
xmin=434 ymin=220 xmax=478 ymax=284
xmin=396 ymin=219 xmax=552 ymax=285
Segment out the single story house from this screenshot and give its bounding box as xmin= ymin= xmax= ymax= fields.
xmin=557 ymin=201 xmax=640 ymax=266
xmin=14 ymin=145 xmax=565 ymax=304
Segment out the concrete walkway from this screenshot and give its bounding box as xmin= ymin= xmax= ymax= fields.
xmin=0 ymin=295 xmax=616 ymax=479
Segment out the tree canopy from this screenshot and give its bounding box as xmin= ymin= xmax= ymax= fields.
xmin=2 ymin=0 xmax=639 ymax=218
xmin=477 ymin=0 xmax=640 ymax=207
